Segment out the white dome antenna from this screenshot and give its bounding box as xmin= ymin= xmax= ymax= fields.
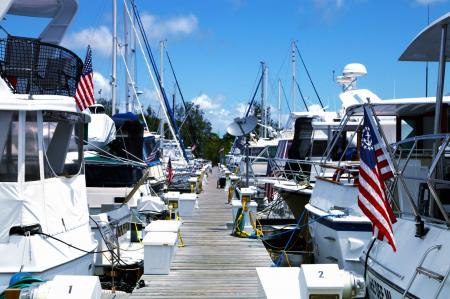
xmin=337 ymin=63 xmax=367 ymax=91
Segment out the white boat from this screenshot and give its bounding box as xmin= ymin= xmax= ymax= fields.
xmin=0 ymin=0 xmax=97 ymax=290
xmin=270 ymin=65 xmax=372 ymax=220
xmin=306 ymin=93 xmax=450 ymax=275
xmin=365 ymin=12 xmax=450 ymax=299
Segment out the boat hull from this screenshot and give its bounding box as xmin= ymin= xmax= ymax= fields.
xmin=0 ymin=251 xmax=94 ymax=292
xmin=366 ymin=217 xmax=450 ymax=299
xmin=279 ymin=189 xmax=311 ymax=220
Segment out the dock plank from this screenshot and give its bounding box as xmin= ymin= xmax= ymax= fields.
xmin=129 ymin=168 xmax=272 ymax=298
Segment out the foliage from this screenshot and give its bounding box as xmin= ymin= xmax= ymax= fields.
xmin=137 ymin=102 xmax=233 ymax=164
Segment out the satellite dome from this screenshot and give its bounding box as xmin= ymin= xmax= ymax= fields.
xmin=342 ymin=63 xmax=367 ymax=77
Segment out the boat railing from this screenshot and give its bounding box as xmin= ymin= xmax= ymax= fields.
xmin=0 ymin=36 xmax=83 ymax=97
xmin=390 ymin=134 xmax=450 ymax=226
xmin=265 ymin=157 xmax=323 ymax=185
xmin=315 ymin=163 xmax=360 ymax=185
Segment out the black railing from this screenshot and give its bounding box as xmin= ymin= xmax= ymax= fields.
xmin=0 ymin=36 xmax=83 ymax=97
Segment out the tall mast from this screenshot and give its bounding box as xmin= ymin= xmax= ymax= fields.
xmin=264 ymin=64 xmax=269 ymax=138
xmin=131 ymin=6 xmax=137 ymax=110
xmin=111 ymin=0 xmax=117 ymax=115
xmin=278 ymin=79 xmax=281 ymax=129
xmin=159 ymin=40 xmax=165 ymax=141
xmin=260 ymin=61 xmax=265 ymax=138
xmin=291 ymin=41 xmax=296 ymax=111
xmin=124 ymin=3 xmax=130 ymax=112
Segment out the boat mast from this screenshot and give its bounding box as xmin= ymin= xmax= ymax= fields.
xmin=111 ymin=0 xmax=118 ymax=115
xmin=291 ymin=41 xmax=296 ymax=111
xmin=278 ymin=79 xmax=281 ymax=129
xmin=260 ymin=61 xmax=265 ymax=138
xmin=159 ymin=40 xmax=165 ymax=143
xmin=264 ymin=64 xmax=269 ymax=137
xmin=124 ymin=3 xmax=130 ymax=112
xmin=131 ymin=7 xmax=137 ymax=110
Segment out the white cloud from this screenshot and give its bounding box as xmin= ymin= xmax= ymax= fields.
xmin=62 ymin=26 xmax=112 ymax=57
xmin=141 ymin=13 xmax=198 ymax=41
xmin=190 ymin=94 xmax=248 ymax=134
xmin=235 ymin=103 xmax=248 ymax=116
xmin=63 ymin=12 xmax=197 ymax=57
xmin=192 ymin=94 xmax=219 ymax=110
xmin=415 ymin=0 xmax=447 ymax=4
xmin=314 ymin=0 xmax=345 ymax=8
xmin=93 ymin=71 xmax=111 ymax=98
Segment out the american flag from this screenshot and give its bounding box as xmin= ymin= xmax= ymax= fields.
xmin=358 ymin=106 xmax=397 ymax=251
xmin=146 ymin=149 xmax=159 ymax=164
xmin=167 ymin=157 xmax=174 ymax=186
xmin=74 ymin=46 xmax=95 ymax=111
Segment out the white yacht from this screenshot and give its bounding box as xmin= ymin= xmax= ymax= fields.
xmin=365 ymin=13 xmax=450 ymax=299
xmin=0 ymin=0 xmax=97 ymax=290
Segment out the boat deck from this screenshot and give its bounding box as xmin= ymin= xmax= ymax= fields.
xmin=129 ymin=168 xmax=272 ymax=298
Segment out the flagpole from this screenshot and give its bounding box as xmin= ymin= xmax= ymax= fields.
xmin=365 ymin=103 xmax=421 ymax=220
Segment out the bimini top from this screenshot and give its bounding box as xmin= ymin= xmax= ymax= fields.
xmin=400 ymin=12 xmax=450 ymax=61
xmin=345 ymin=96 xmax=450 ymax=117
xmin=1 ymin=0 xmax=78 ymax=44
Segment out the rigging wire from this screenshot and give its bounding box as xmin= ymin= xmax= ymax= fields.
xmin=295 ymin=79 xmax=309 ymax=111
xmin=294 ymin=43 xmax=324 ymax=109
xmin=279 ymin=80 xmax=291 ymax=113
xmin=125 ymin=0 xmax=188 ymax=162
xmin=164 ymin=46 xmax=195 ymax=146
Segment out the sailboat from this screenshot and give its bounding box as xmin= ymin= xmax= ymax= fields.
xmin=0 ymin=0 xmax=97 ymax=290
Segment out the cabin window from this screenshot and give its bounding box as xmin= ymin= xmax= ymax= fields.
xmin=25 ymin=112 xmax=40 ymax=181
xmin=310 ymin=140 xmax=328 ymax=157
xmin=0 ymin=111 xmax=18 ymax=182
xmin=250 ymin=147 xmax=263 ymax=157
xmin=42 ymin=111 xmax=83 ymax=178
xmin=267 ymin=145 xmax=277 ymax=158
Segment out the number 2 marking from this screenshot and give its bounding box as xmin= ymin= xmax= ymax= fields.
xmin=318 ymin=271 xmax=324 ymax=278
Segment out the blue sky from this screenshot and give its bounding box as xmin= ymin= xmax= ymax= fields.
xmin=3 ymin=0 xmax=449 ymax=135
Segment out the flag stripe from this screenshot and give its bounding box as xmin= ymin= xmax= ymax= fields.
xmin=358 ymin=171 xmax=393 ymax=232
xmin=74 ymin=46 xmax=95 ymax=111
xmin=358 ymin=106 xmax=396 ymax=252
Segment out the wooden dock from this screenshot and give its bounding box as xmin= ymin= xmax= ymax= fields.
xmin=129 ymin=168 xmax=272 ymax=298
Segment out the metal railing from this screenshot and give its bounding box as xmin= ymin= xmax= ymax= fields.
xmin=390 ymin=134 xmax=450 ymax=225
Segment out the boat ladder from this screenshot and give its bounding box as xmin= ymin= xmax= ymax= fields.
xmin=401 ymin=244 xmax=450 ymax=299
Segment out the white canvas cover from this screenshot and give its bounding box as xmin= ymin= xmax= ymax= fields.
xmin=0 ymin=175 xmax=89 ymax=243
xmin=86 ymin=113 xmax=116 ymax=150
xmin=137 ymin=195 xmax=166 ymax=214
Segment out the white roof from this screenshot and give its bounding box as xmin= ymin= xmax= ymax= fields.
xmin=1 ymin=0 xmax=79 ymax=44
xmin=0 ymin=94 xmax=83 ymax=113
xmin=400 ymin=12 xmax=450 ymax=62
xmin=248 ymin=138 xmax=279 ymax=148
xmin=345 ymin=96 xmax=450 ymax=117
xmin=339 ymin=88 xmax=382 ymax=109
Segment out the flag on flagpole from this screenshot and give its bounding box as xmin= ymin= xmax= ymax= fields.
xmin=74 ymin=45 xmax=95 ymax=111
xmin=146 ymin=148 xmax=160 ymax=164
xmin=358 ymin=106 xmax=397 ymax=251
xmin=167 ymin=157 xmax=174 ymax=186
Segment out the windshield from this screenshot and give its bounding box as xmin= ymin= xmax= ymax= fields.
xmin=0 ymin=110 xmax=84 ymax=182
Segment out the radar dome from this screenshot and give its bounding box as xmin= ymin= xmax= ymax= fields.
xmin=342 ymin=63 xmax=367 ymax=77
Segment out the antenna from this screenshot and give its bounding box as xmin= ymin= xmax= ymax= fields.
xmin=336 ymin=63 xmax=367 ymax=92
xmin=227 ymin=116 xmax=257 ymax=186
xmin=227 ymin=116 xmax=257 ymax=137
